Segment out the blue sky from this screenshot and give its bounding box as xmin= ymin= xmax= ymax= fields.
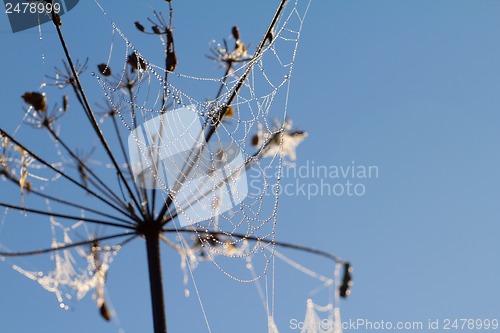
xmin=1 ymin=1 xmax=500 ymax=332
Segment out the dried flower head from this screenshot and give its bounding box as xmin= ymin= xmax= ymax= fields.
xmin=207 ymin=27 xmax=252 ymax=65
xmin=254 ymin=119 xmax=307 ymax=161
xmin=46 ymin=59 xmax=88 ymax=89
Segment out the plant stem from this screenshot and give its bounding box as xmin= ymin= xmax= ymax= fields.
xmin=145 ymin=226 xmax=167 ymax=333
xmin=162 ymin=228 xmax=344 ymax=263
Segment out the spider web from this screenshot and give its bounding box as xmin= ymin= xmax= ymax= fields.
xmin=93 ymin=0 xmax=311 ymax=281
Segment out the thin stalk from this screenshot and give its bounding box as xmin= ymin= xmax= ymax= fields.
xmin=110 ymin=108 xmax=146 ymax=218
xmin=0 ymin=202 xmax=136 ymax=230
xmin=47 ymin=126 xmax=129 ymax=211
xmin=162 ymin=228 xmax=344 ymax=263
xmin=50 ymin=13 xmax=145 ymax=220
xmin=126 ymin=85 xmax=150 ymax=219
xmin=0 ymin=232 xmax=135 ymax=257
xmin=214 ymin=62 xmax=233 ymax=100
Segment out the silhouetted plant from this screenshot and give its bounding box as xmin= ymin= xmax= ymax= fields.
xmin=0 ymin=1 xmax=350 ymax=332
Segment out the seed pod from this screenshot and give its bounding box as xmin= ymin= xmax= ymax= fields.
xmin=152 ymin=25 xmax=162 ymax=34
xmin=339 ymin=262 xmax=353 ymax=298
xmin=231 ymin=26 xmax=240 ymax=40
xmin=22 ymin=92 xmax=46 ymax=112
xmin=62 ymin=95 xmax=68 ymax=112
xmin=134 ymin=21 xmax=145 ymax=32
xmin=251 ymin=134 xmax=260 ymax=146
xmin=222 ymin=105 xmax=234 ymax=118
xmin=165 ymin=29 xmax=177 ymax=71
xmin=99 ymin=302 xmax=111 ymax=321
xmin=166 ymin=51 xmax=177 ymax=72
xmin=127 ymin=53 xmax=147 ymax=72
xmin=97 ymin=64 xmax=111 ymax=77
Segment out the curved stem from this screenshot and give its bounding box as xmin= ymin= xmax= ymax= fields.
xmin=0 ymin=232 xmax=135 ymax=257
xmin=1 ymin=170 xmax=134 ymax=225
xmin=162 ymin=228 xmax=344 ymax=263
xmin=0 ymin=202 xmax=136 ymax=230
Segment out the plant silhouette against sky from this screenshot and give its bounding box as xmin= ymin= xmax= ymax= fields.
xmin=0 ymin=1 xmax=350 ymax=332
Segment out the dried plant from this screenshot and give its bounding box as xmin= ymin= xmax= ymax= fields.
xmin=0 ymin=1 xmax=351 ymax=332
